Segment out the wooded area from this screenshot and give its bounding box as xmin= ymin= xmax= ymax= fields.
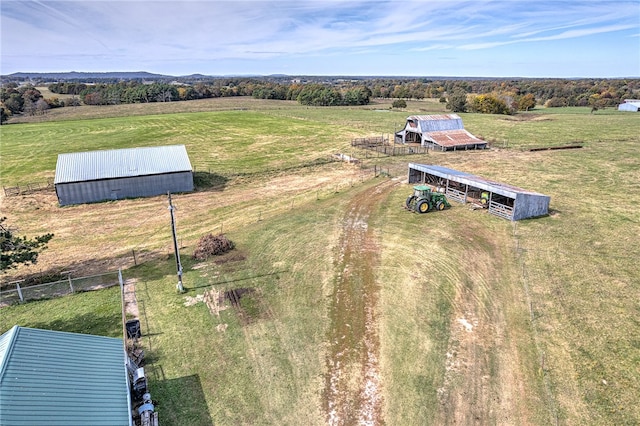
xmin=1 ymin=76 xmax=638 ymax=123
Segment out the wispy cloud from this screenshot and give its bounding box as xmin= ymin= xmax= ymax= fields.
xmin=1 ymin=0 xmax=638 ymax=77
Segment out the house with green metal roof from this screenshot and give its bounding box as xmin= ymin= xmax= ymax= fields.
xmin=0 ymin=326 xmax=132 ymax=426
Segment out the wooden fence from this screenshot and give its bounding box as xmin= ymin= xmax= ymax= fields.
xmin=351 ymin=137 xmax=429 ymax=156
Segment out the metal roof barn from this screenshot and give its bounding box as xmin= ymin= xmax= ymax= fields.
xmin=395 ymin=114 xmax=487 ymax=151
xmin=408 ymin=163 xmax=550 ymax=220
xmin=0 ymin=326 xmax=131 ymax=426
xmin=54 ymin=144 xmax=194 ymax=206
xmin=618 ymin=99 xmax=640 ymax=112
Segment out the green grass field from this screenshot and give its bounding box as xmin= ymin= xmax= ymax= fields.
xmin=1 ymin=98 xmax=639 ymax=425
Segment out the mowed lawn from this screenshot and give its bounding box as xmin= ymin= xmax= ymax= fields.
xmin=0 ymin=109 xmax=358 ymax=184
xmin=1 ymin=99 xmax=639 ymax=425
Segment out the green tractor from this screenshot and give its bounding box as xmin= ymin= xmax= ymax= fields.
xmin=405 ymin=185 xmax=451 ymax=214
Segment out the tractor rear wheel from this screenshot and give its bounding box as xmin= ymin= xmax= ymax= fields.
xmin=436 ymin=201 xmax=445 ymax=211
xmin=406 ymin=196 xmax=415 ymax=209
xmin=416 ymin=200 xmax=430 ymax=213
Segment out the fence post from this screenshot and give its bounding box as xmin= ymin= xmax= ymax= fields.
xmin=68 ymin=274 xmax=74 ymax=293
xmin=16 ymin=283 xmax=24 ymax=302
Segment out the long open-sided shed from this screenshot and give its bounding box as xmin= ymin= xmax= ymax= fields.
xmin=55 ymin=144 xmax=194 ymax=206
xmin=408 ymin=163 xmax=550 ymax=220
xmin=395 ymin=114 xmax=487 ymax=151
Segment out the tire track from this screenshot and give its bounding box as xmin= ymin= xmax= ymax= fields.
xmin=323 ymin=179 xmax=398 ymax=426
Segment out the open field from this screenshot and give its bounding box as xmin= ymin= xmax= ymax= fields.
xmin=1 ymin=98 xmax=639 ymax=425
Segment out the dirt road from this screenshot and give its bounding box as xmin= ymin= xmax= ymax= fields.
xmin=323 ymin=179 xmax=398 ymax=426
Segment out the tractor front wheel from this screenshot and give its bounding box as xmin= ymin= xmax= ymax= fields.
xmin=416 ymin=200 xmax=430 ymax=213
xmin=436 ymin=201 xmax=446 ymax=211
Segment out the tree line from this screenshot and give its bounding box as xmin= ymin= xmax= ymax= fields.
xmin=2 ymin=77 xmax=638 ymax=123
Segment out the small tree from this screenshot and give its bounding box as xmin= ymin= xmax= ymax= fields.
xmin=0 ymin=218 xmax=54 ymax=271
xmin=392 ymin=99 xmax=407 ymax=109
xmin=0 ymin=106 xmax=9 ymax=125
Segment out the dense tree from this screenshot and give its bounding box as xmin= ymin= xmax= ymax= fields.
xmin=22 ymin=99 xmax=37 ymax=116
xmin=48 ymin=82 xmax=87 ymax=95
xmin=517 ymin=93 xmax=536 ymax=111
xmin=63 ymin=96 xmax=81 ymax=107
xmin=0 ymin=106 xmax=8 ymax=124
xmin=3 ymin=93 xmax=23 ymax=114
xmin=545 ymin=97 xmax=567 ymax=107
xmin=35 ymin=98 xmax=50 ymax=115
xmin=392 ymin=99 xmax=407 ymax=108
xmin=446 ymin=89 xmax=468 ymax=112
xmin=469 ymin=94 xmax=510 ymax=114
xmin=0 ymin=217 xmax=54 ymax=271
xmin=343 ymin=86 xmax=371 ymax=105
xmin=297 ymin=84 xmax=343 ymax=106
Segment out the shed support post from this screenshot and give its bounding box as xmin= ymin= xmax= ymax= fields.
xmin=68 ymin=274 xmax=74 ymax=293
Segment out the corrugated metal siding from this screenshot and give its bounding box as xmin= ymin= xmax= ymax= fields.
xmin=55 ymin=144 xmax=192 ymax=184
xmin=56 ymin=171 xmax=194 ymax=206
xmin=413 ymin=114 xmax=464 ymax=132
xmin=513 ymin=193 xmax=551 ymax=221
xmin=407 ymin=163 xmax=550 ymax=220
xmin=618 ymin=101 xmax=640 ymax=111
xmin=0 ymin=326 xmax=130 ymax=426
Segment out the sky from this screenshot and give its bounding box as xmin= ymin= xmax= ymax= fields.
xmin=1 ymin=0 xmax=639 ymax=78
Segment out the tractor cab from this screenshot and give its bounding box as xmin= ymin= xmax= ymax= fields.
xmin=413 ymin=185 xmax=432 ymax=198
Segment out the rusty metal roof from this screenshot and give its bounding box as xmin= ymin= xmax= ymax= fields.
xmin=425 ymin=130 xmax=487 ymax=148
xmin=401 ymin=114 xmax=486 ymax=148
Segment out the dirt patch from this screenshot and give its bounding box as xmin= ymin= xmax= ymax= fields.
xmin=323 ymin=178 xmax=399 ymax=425
xmin=223 ymin=287 xmax=267 ymax=325
xmin=213 ymin=252 xmax=246 ymax=265
xmin=500 ymin=114 xmax=552 ymax=122
xmin=123 ymin=278 xmax=140 ymax=318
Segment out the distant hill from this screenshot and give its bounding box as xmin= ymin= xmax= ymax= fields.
xmin=2 ymin=71 xmax=173 ymax=81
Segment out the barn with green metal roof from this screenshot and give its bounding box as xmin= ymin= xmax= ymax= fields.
xmin=0 ymin=326 xmax=131 ymax=426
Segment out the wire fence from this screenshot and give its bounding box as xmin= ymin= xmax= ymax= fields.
xmin=3 ymin=179 xmax=54 ymax=197
xmin=0 ymin=271 xmax=120 ymax=307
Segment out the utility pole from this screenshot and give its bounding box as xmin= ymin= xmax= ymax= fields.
xmin=168 ymin=192 xmax=184 ymax=293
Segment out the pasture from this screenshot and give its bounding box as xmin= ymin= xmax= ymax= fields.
xmin=1 ymin=97 xmax=639 ymax=425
